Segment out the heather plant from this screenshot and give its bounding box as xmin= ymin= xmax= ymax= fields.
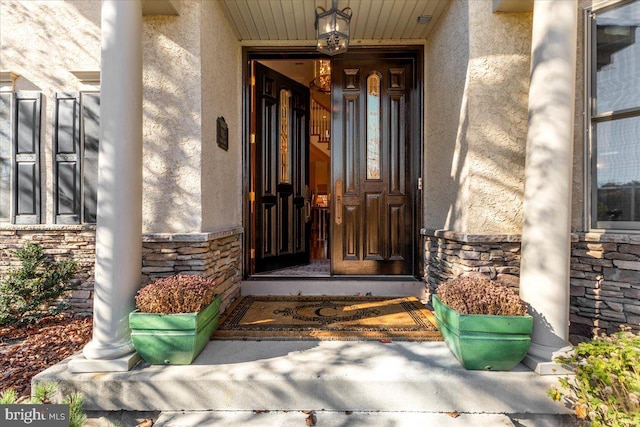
xmin=135 ymin=274 xmax=218 ymax=314
xmin=435 ymin=276 xmax=528 ymax=316
xmin=548 ymin=326 xmax=640 ymax=427
xmin=0 ymin=242 xmax=77 ymax=325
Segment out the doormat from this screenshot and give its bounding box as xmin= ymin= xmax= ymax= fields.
xmin=213 ymin=295 xmax=442 ymax=341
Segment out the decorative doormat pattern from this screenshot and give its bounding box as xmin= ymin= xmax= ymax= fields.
xmin=213 ymin=295 xmax=442 ymax=341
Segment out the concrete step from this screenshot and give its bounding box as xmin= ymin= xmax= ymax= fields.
xmin=84 ymin=410 xmax=581 ymax=427
xmin=37 ymin=341 xmax=572 ymax=416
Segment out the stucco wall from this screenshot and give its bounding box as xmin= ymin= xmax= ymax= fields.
xmin=424 ymin=0 xmax=532 ymax=234
xmin=0 ymin=0 xmax=102 ymax=223
xmin=200 ymin=0 xmax=242 ymax=231
xmin=142 ymin=2 xmax=203 ymax=233
xmin=424 ymin=0 xmax=469 ymax=231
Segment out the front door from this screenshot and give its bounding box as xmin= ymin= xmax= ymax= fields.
xmin=331 ymin=52 xmax=417 ymax=275
xmin=253 ymin=62 xmax=310 ymax=273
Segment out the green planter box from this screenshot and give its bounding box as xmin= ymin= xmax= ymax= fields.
xmin=129 ymin=294 xmax=222 ymax=365
xmin=432 ymin=295 xmax=533 ymax=371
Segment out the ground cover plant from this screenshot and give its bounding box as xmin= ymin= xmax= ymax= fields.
xmin=548 ymin=326 xmax=640 ymax=427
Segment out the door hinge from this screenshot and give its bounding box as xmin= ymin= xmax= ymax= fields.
xmin=248 ymin=191 xmax=255 ymax=202
xmin=250 ymin=133 xmax=255 ymax=144
xmin=250 ymin=248 xmax=255 ymax=259
xmin=250 ymin=76 xmax=255 ymax=86
xmin=417 ymin=177 xmax=423 ymax=191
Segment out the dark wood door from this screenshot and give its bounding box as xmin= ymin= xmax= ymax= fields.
xmin=254 ymin=62 xmax=310 ymax=273
xmin=331 ymin=54 xmax=416 ymax=275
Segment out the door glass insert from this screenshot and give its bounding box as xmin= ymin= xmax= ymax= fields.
xmin=280 ymin=88 xmax=291 ymax=183
xmin=366 ymin=73 xmax=381 ymax=180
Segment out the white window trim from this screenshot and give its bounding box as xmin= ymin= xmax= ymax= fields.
xmin=585 ymin=0 xmax=640 ymax=232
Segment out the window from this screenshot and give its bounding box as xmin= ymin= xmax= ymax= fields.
xmin=589 ymin=0 xmax=640 ymax=230
xmin=366 ymin=73 xmax=381 ymax=180
xmin=279 ymin=88 xmax=291 ymax=184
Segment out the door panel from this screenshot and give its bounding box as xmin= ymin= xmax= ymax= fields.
xmin=254 ymin=62 xmax=310 ymax=273
xmin=332 ymin=54 xmax=415 ymax=275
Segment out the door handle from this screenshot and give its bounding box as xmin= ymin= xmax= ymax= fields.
xmin=335 ymin=179 xmax=343 ymax=225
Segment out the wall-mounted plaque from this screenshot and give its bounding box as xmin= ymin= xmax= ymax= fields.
xmin=217 ymin=116 xmax=228 ymax=151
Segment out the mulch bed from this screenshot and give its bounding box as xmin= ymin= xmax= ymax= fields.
xmin=0 ymin=314 xmax=93 ymax=399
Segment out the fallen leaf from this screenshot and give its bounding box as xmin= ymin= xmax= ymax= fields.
xmin=136 ymin=419 xmax=154 ymax=427
xmin=447 ymin=412 xmax=460 ymax=418
xmin=305 ymin=413 xmax=317 ymax=426
xmin=379 ymin=339 xmax=392 ymax=344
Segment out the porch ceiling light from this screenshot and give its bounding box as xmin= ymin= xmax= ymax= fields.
xmin=315 ymin=0 xmax=352 ymax=56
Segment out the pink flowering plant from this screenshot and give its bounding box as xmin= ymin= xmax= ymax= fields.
xmin=134 ymin=274 xmax=218 ymax=314
xmin=435 ymin=276 xmax=528 ymax=316
xmin=548 ymin=326 xmax=640 ymax=426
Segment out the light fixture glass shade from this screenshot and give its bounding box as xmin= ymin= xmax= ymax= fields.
xmin=315 ymin=1 xmax=352 ymax=56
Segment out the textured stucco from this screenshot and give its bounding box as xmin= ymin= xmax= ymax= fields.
xmin=142 ymin=2 xmax=203 ymax=233
xmin=424 ymin=0 xmax=469 ymax=232
xmin=425 ymin=0 xmax=532 ymax=234
xmin=0 ymin=0 xmax=102 ymax=223
xmin=200 ymin=0 xmax=242 ymax=231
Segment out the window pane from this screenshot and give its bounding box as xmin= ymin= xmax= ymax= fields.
xmin=595 ymin=1 xmax=640 ymax=114
xmin=595 ymin=116 xmax=640 ymax=222
xmin=280 ymin=89 xmax=291 ymax=184
xmin=367 ymin=74 xmax=381 ymax=180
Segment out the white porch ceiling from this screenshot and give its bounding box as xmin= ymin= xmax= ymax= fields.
xmin=219 ymin=0 xmax=450 ymax=42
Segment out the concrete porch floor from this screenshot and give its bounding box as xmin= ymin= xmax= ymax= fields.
xmin=35 ymin=339 xmax=578 ymax=426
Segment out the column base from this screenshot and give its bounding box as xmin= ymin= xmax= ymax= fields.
xmin=68 ymin=351 xmax=141 ymax=373
xmin=522 ymin=343 xmax=574 ymax=375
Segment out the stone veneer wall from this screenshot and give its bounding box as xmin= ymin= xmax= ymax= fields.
xmin=422 ymin=229 xmax=522 ymax=294
xmin=0 ymin=226 xmax=243 ymax=317
xmin=570 ymin=233 xmax=640 ymax=337
xmin=0 ymin=225 xmax=97 ymax=316
xmin=141 ymin=228 xmax=243 ymax=313
xmin=423 ymin=229 xmax=640 ymax=339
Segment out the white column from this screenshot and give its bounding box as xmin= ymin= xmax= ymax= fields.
xmin=72 ymin=0 xmax=143 ymax=371
xmin=520 ymin=0 xmax=577 ymax=375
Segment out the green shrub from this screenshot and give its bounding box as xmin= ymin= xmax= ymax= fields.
xmin=0 ymin=242 xmax=77 ymax=325
xmin=548 ymin=327 xmax=640 ymax=427
xmin=0 ymin=382 xmax=86 ymax=427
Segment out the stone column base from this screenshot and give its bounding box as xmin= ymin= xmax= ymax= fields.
xmin=522 ymin=344 xmax=574 ymax=375
xmin=68 ymin=352 xmax=141 ymax=373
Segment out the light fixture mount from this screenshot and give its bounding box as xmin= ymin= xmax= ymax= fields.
xmin=315 ymin=0 xmax=352 ymax=56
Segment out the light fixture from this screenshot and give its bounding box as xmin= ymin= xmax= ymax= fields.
xmin=315 ymin=0 xmax=352 ymax=56
xmin=310 ymin=59 xmax=331 ymax=93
